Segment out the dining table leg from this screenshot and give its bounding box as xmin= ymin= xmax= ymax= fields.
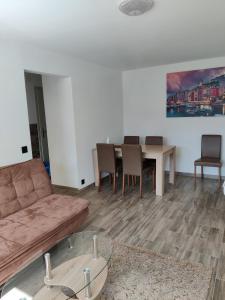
xmin=169 ymin=148 xmax=176 ymax=184
xmin=156 ymin=155 xmax=164 ymax=196
xmin=93 ymin=149 xmax=99 ymax=187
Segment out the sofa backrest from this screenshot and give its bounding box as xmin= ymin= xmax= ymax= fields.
xmin=0 ymin=159 xmax=52 ymax=218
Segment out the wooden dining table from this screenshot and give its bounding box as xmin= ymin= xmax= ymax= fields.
xmin=92 ymin=144 xmax=176 ymax=196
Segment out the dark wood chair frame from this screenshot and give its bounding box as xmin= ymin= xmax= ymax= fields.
xmin=124 ymin=136 xmax=140 ymax=145
xmin=97 ymin=143 xmax=118 ymax=193
xmin=121 ymin=144 xmax=155 ymax=198
xmin=194 ymin=135 xmax=222 ymax=184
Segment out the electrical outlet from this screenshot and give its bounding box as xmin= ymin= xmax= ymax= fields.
xmin=81 ymin=179 xmax=85 ymax=185
xmin=21 ymin=146 xmax=28 ymax=154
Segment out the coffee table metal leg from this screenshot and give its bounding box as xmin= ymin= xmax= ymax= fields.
xmin=44 ymin=253 xmax=52 ymax=281
xmin=68 ymin=237 xmax=73 ymax=249
xmin=93 ymin=235 xmax=98 ymax=259
xmin=83 ymin=268 xmax=92 ymax=298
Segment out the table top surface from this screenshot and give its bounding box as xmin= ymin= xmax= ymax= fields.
xmin=114 ymin=144 xmax=175 ymax=154
xmin=94 ymin=144 xmax=175 ymax=155
xmin=1 ymin=231 xmax=112 ymax=300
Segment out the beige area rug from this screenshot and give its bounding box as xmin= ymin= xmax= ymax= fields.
xmin=99 ymin=243 xmax=212 ymax=300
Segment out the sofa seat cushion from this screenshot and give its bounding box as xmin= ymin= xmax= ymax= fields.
xmin=0 ymin=194 xmax=89 ymax=267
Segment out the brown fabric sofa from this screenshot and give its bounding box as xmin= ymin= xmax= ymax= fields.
xmin=0 ymin=159 xmax=89 ymax=285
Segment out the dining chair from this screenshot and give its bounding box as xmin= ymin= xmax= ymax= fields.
xmin=145 ymin=136 xmax=163 ymax=145
xmin=194 ymin=135 xmax=222 ymax=183
xmin=96 ymin=143 xmax=117 ymax=193
xmin=121 ymin=144 xmax=155 ymax=198
xmin=124 ymin=136 xmax=140 ymax=144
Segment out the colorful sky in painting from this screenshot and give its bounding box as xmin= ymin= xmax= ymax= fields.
xmin=167 ymin=66 xmax=225 ymax=94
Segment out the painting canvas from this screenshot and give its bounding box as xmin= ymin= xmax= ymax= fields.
xmin=167 ymin=66 xmax=225 ymax=117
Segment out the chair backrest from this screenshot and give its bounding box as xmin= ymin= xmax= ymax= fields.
xmin=96 ymin=143 xmax=116 ymax=173
xmin=201 ymin=135 xmax=222 ymax=159
xmin=121 ymin=144 xmax=142 ymax=176
xmin=0 ymin=159 xmax=52 ymax=218
xmin=145 ymin=136 xmax=163 ymax=145
xmin=124 ymin=136 xmax=140 ymax=144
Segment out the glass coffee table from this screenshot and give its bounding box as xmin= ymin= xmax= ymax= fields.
xmin=1 ymin=231 xmax=112 ymax=300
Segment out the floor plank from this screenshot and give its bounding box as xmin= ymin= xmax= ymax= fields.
xmin=212 ymin=279 xmax=225 ymax=300
xmin=54 ymin=174 xmax=225 ymax=299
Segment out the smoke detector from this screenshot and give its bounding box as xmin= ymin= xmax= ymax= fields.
xmin=118 ymin=0 xmax=154 ymax=16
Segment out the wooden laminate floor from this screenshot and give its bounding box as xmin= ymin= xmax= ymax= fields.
xmin=54 ymin=175 xmax=225 ymax=300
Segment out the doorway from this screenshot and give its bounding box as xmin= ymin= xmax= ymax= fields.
xmin=25 ymin=72 xmax=50 ymax=175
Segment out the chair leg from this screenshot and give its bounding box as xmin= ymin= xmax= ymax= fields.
xmin=132 ymin=176 xmax=135 ymax=187
xmin=110 ymin=174 xmax=113 ymax=184
xmin=140 ymin=175 xmax=143 ymax=198
xmin=113 ymin=173 xmax=117 ymax=193
xmin=122 ymin=174 xmax=126 ymax=196
xmin=152 ymin=169 xmax=155 ymax=191
xmin=194 ymin=165 xmax=196 ymax=185
xmin=201 ymin=166 xmax=204 ymax=179
xmin=128 ymin=175 xmax=130 ymax=187
xmin=219 ymin=167 xmax=221 ymax=183
xmin=98 ymin=171 xmax=101 ymax=192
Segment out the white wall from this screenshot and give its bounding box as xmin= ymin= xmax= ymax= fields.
xmin=4 ymin=35 xmax=224 ymax=185
xmin=73 ymin=66 xmax=123 ymax=185
xmin=0 ymin=39 xmax=123 ymax=188
xmin=0 ymin=42 xmax=31 ymax=166
xmin=42 ymin=75 xmax=79 ymax=187
xmin=123 ymin=56 xmax=225 ymax=176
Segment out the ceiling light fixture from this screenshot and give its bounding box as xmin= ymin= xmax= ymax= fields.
xmin=118 ymin=0 xmax=154 ymax=16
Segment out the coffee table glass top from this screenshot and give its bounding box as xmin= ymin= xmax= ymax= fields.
xmin=1 ymin=231 xmax=112 ymax=300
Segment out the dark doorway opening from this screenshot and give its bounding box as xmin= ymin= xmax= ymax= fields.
xmin=25 ymin=72 xmax=50 ymax=176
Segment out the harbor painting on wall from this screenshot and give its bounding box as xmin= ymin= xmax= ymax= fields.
xmin=167 ymin=66 xmax=225 ymax=117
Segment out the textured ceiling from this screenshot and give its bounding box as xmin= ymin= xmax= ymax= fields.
xmin=0 ymin=0 xmax=225 ymax=70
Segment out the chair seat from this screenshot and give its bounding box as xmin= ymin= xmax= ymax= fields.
xmin=194 ymin=157 xmax=222 ymax=167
